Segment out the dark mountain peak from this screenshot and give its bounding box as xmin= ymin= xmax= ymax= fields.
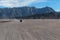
xmin=41 ymin=6 xmax=55 ymax=13
xmin=35 ymin=6 xmax=55 ymax=14
xmin=44 ymin=6 xmax=51 ymax=8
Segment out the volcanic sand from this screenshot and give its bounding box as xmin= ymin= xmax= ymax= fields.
xmin=0 ymin=19 xmax=60 ymax=40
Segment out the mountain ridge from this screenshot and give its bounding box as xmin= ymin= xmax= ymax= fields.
xmin=0 ymin=6 xmax=59 ymax=19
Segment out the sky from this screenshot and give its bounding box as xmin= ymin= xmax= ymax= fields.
xmin=0 ymin=0 xmax=60 ymax=11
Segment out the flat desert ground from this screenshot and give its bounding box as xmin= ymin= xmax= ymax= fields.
xmin=0 ymin=19 xmax=60 ymax=40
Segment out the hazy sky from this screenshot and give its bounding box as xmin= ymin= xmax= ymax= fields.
xmin=0 ymin=0 xmax=60 ymax=11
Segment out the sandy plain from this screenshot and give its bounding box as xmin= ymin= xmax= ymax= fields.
xmin=0 ymin=19 xmax=60 ymax=40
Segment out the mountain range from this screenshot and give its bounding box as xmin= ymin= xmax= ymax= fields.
xmin=0 ymin=6 xmax=60 ymax=19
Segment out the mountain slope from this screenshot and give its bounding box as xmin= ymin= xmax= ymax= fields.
xmin=0 ymin=7 xmax=58 ymax=19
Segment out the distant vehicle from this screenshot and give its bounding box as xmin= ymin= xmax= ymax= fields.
xmin=20 ymin=19 xmax=22 ymax=22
